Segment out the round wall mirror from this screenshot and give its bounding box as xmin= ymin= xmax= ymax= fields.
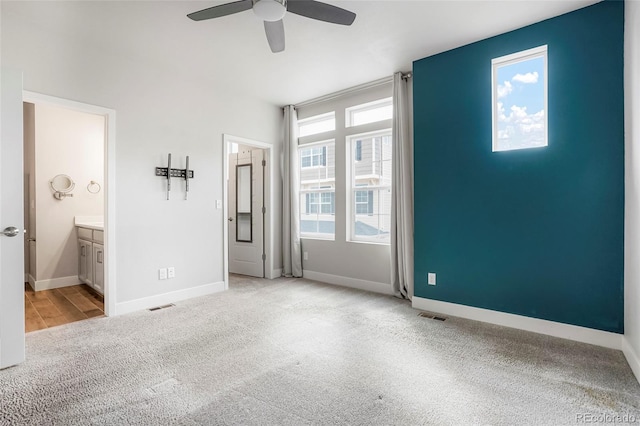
xmin=51 ymin=174 xmax=75 ymax=193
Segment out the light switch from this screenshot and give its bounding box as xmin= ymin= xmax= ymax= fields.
xmin=216 ymin=200 xmax=222 ymax=209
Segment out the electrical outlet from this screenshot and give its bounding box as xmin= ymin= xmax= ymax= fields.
xmin=168 ymin=267 xmax=175 ymax=279
xmin=159 ymin=268 xmax=168 ymax=280
xmin=303 ymin=251 xmax=309 ymax=261
xmin=428 ymin=273 xmax=436 ymax=286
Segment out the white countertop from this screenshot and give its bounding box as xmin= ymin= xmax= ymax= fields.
xmin=75 ymin=216 xmax=104 ymax=231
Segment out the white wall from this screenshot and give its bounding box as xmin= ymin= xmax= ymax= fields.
xmin=625 ymin=0 xmax=640 ymax=381
xmin=1 ymin=4 xmax=281 ymax=308
xmin=33 ymin=103 xmax=104 ymax=283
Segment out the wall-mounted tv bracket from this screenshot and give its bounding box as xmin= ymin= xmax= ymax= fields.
xmin=156 ymin=154 xmax=194 ymax=200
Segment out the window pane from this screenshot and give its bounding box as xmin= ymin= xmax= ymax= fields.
xmin=299 ymin=112 xmax=336 ymax=137
xmin=300 ymin=141 xmax=335 ymax=238
xmin=492 ymin=46 xmax=547 ymax=152
xmin=349 ymin=130 xmax=392 ymax=243
xmin=353 ymin=189 xmax=391 ymax=241
xmin=346 ymin=98 xmax=393 ymax=127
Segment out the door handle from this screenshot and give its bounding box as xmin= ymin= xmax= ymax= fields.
xmin=228 ymin=217 xmax=234 ymax=222
xmin=1 ymin=226 xmax=20 ymax=237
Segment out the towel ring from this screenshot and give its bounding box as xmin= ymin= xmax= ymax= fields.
xmin=87 ymin=181 xmax=101 ymax=194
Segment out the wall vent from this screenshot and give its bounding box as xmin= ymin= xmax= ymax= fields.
xmin=418 ymin=311 xmax=447 ymax=321
xmin=149 ymin=303 xmax=175 ymax=312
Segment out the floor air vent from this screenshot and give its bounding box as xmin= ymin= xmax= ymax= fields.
xmin=418 ymin=312 xmax=447 ymax=321
xmin=149 ymin=304 xmax=175 ymax=312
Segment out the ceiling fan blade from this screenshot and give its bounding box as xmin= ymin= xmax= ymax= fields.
xmin=187 ymin=0 xmax=253 ymax=21
xmin=286 ymin=0 xmax=356 ymax=26
xmin=264 ymin=20 xmax=285 ymax=53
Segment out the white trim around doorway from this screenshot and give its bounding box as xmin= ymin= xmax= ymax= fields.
xmin=222 ymin=134 xmax=276 ymax=289
xmin=22 ymin=91 xmax=117 ymax=317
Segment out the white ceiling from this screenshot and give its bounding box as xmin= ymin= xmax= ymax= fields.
xmin=3 ymin=0 xmax=599 ymax=106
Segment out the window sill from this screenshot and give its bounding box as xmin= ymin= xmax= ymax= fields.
xmin=301 ymin=235 xmax=335 ymax=242
xmin=347 ymin=239 xmax=390 ymax=246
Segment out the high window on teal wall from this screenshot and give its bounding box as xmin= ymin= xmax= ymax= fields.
xmin=492 ymin=45 xmax=548 ymax=152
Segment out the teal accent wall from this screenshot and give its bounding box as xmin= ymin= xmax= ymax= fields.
xmin=412 ymin=0 xmax=625 ymax=333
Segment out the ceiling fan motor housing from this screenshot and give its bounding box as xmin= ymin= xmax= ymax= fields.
xmin=253 ymin=0 xmax=287 ymax=22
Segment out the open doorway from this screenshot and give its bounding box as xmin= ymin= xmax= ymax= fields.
xmin=223 ymin=134 xmax=276 ymax=288
xmin=22 ymin=92 xmax=116 ymax=331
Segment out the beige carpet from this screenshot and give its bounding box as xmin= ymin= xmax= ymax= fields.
xmin=1 ymin=275 xmax=639 ymax=425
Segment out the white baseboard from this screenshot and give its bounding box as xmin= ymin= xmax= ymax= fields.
xmin=303 ymin=270 xmax=394 ymax=296
xmin=270 ymin=268 xmax=282 ymax=279
xmin=115 ymin=281 xmax=226 ymax=316
xmin=33 ymin=275 xmax=82 ymax=291
xmin=412 ymin=296 xmax=622 ymax=350
xmin=623 ymin=337 xmax=640 ymax=384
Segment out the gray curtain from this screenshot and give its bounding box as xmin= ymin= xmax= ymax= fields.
xmin=390 ymin=72 xmax=414 ymax=299
xmin=282 ymin=105 xmax=303 ymax=277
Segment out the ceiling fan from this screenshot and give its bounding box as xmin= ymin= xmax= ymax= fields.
xmin=187 ymin=0 xmax=356 ymax=53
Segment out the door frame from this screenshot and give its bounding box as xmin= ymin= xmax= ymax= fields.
xmin=223 ymin=134 xmax=275 ymax=289
xmin=23 ymin=91 xmax=117 ymax=316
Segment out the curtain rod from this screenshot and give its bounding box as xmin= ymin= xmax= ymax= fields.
xmin=293 ymin=76 xmax=391 ymax=109
xmin=288 ymin=71 xmax=412 ymax=110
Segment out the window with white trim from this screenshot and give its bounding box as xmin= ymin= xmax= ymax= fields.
xmin=299 ymin=140 xmax=335 ymax=239
xmin=492 ymin=45 xmax=548 ymax=152
xmin=296 ymin=82 xmax=393 ymax=244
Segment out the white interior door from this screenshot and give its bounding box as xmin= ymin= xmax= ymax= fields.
xmin=0 ymin=68 xmax=26 ymax=369
xmin=228 ymin=148 xmax=264 ymax=278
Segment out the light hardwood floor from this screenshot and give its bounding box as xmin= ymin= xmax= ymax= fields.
xmin=24 ymin=284 xmax=104 ymax=332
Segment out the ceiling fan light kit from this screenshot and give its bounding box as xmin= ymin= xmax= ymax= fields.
xmin=188 ymin=0 xmax=356 ymax=53
xmin=253 ymin=0 xmax=287 ymax=22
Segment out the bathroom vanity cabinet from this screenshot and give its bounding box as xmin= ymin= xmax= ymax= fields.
xmin=77 ymin=225 xmax=104 ymax=295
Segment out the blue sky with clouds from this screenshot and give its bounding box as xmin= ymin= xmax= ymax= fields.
xmin=495 ymin=55 xmax=546 ymax=151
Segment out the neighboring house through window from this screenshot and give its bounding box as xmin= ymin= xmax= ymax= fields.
xmin=298 ymin=137 xmax=336 ymax=238
xmin=300 ymin=146 xmax=326 ymax=168
xmin=296 ymin=86 xmax=393 ymax=244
